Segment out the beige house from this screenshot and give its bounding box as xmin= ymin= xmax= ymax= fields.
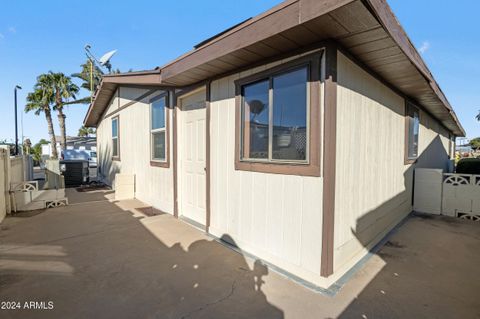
xmin=84 ymin=0 xmax=465 ymax=289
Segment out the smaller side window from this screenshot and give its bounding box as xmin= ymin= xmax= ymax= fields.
xmin=151 ymin=95 xmax=167 ymax=162
xmin=406 ymin=103 xmax=419 ymax=161
xmin=112 ymin=117 xmax=120 ymax=159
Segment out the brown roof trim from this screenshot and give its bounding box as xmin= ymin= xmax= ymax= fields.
xmin=103 ymin=73 xmax=162 ymax=85
xmin=85 ymin=0 xmax=464 ymax=136
xmin=84 ymin=82 xmax=175 ymax=127
xmin=160 ymin=0 xmax=354 ymax=81
xmin=362 ymin=0 xmax=465 ymax=136
xmin=159 ymin=0 xmax=301 ymax=71
xmin=336 ymin=44 xmax=456 ymax=137
xmin=83 ymin=81 xmax=106 ymax=127
xmin=103 ymin=69 xmax=160 ymax=77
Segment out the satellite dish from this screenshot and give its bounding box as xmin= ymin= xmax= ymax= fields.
xmin=99 ymin=50 xmax=117 ymax=73
xmin=99 ymin=49 xmax=117 ymax=66
xmin=84 ymin=45 xmax=117 ymax=74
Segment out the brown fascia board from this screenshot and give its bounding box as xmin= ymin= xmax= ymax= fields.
xmin=103 ymin=69 xmax=162 ymax=85
xmin=85 ymin=0 xmax=465 ymax=136
xmin=159 ymin=0 xmax=300 ymax=72
xmin=83 ymin=81 xmax=106 ymax=127
xmin=159 ymin=0 xmax=355 ymax=80
xmin=362 ymin=0 xmax=465 ymax=136
xmin=157 ymin=0 xmax=464 ymax=136
xmin=103 ymin=74 xmax=161 ymax=85
xmin=83 ymin=70 xmax=169 ymax=126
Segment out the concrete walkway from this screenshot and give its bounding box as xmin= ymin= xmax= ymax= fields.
xmin=0 ymin=191 xmax=479 ymax=319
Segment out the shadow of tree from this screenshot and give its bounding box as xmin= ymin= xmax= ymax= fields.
xmin=0 ymin=197 xmax=284 ymax=319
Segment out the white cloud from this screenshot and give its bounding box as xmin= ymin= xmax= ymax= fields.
xmin=8 ymin=26 xmax=16 ymax=33
xmin=419 ymin=41 xmax=430 ymax=54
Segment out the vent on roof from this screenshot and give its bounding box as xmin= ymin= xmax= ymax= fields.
xmin=193 ymin=17 xmax=252 ymax=49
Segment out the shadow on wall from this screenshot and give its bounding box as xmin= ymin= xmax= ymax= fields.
xmin=339 ymin=136 xmax=461 ymax=318
xmin=97 ymin=144 xmax=120 ymax=186
xmin=0 ymin=194 xmax=283 ymax=319
xmin=350 ymin=135 xmax=450 ymax=251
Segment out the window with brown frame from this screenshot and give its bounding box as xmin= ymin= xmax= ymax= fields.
xmin=405 ymin=102 xmax=420 ymax=162
xmin=150 ymin=93 xmax=170 ymax=168
xmin=112 ymin=116 xmax=120 ymax=160
xmin=234 ymin=53 xmax=322 ymax=176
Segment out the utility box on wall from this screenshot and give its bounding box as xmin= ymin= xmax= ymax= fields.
xmin=414 ymin=168 xmax=444 ymax=215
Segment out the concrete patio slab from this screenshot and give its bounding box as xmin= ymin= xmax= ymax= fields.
xmin=0 ymin=190 xmax=479 ymax=319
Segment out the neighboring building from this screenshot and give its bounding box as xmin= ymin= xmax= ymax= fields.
xmin=84 ymin=0 xmax=465 ymax=289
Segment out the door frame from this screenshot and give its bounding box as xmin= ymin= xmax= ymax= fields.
xmin=173 ymin=84 xmax=211 ymax=231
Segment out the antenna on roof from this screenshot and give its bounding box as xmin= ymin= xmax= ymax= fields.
xmin=98 ymin=50 xmax=117 ymax=73
xmin=84 ymin=44 xmax=117 ymax=74
xmin=84 ymin=44 xmax=118 ymax=103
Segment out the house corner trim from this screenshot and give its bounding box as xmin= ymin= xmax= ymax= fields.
xmin=321 ymin=42 xmax=338 ymax=277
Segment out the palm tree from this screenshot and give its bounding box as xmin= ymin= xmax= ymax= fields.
xmin=78 ymin=125 xmax=96 ymax=137
xmin=71 ymin=60 xmax=104 ymax=103
xmin=25 ymin=86 xmax=58 ymax=159
xmin=476 ymin=110 xmax=480 ymax=122
xmin=71 ymin=60 xmax=129 ymax=105
xmin=47 ymin=72 xmax=80 ymax=152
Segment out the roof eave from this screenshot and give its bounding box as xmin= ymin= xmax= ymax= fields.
xmin=85 ymin=0 xmax=465 ymax=137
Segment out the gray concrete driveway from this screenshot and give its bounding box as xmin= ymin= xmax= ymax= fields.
xmin=0 ymin=190 xmax=479 ymax=319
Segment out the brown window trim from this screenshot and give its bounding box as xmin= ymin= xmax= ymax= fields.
xmin=112 ymin=115 xmax=121 ymax=161
xmin=149 ymin=92 xmax=170 ymax=168
xmin=404 ymin=101 xmax=420 ymax=165
xmin=234 ymin=52 xmax=322 ymax=177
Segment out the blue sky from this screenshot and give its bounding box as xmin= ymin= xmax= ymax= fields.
xmin=0 ymin=0 xmax=479 ymax=144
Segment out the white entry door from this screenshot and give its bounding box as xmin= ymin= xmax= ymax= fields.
xmin=179 ymin=96 xmax=206 ymax=226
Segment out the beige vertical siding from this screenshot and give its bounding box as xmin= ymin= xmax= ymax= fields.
xmin=333 ymin=51 xmax=451 ymax=278
xmin=209 ymin=53 xmax=326 ymax=286
xmin=94 ymin=49 xmax=452 ymax=288
xmin=97 ymin=87 xmax=174 ymax=214
xmin=417 ymin=111 xmax=451 ymax=170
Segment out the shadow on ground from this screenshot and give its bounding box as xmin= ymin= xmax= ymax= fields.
xmin=1 ymin=189 xmax=479 ymax=319
xmin=0 ymin=194 xmax=283 ymax=319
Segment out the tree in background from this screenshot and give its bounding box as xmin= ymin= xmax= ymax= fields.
xmin=78 ymin=125 xmax=96 ymax=137
xmin=476 ymin=110 xmax=480 ymax=122
xmin=30 ymin=139 xmax=49 ymax=164
xmin=25 ymin=80 xmax=58 ymax=159
xmin=71 ymin=59 xmax=104 ymax=104
xmin=22 ymin=138 xmax=32 ymax=154
xmin=470 ymin=137 xmax=480 ymax=150
xmin=48 ymin=72 xmax=80 ymax=152
xmin=71 ymin=60 xmax=129 ymax=104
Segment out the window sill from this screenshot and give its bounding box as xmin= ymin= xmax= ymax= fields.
xmin=150 ymin=160 xmax=169 ymax=168
xmin=112 ymin=156 xmax=121 ymax=161
xmin=235 ymin=160 xmax=320 ymax=177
